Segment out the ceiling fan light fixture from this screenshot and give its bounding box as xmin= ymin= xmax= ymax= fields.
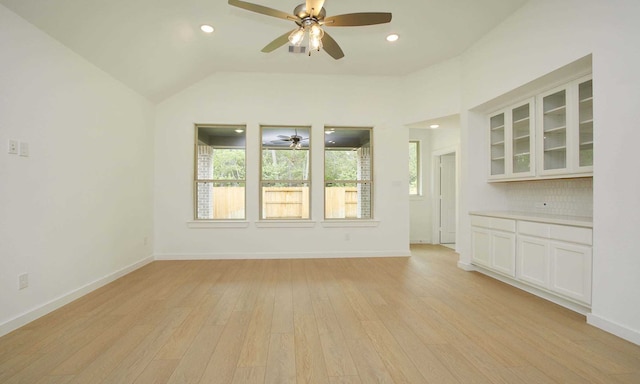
xmin=310 ymin=34 xmax=323 ymax=51
xmin=288 ymin=27 xmax=305 ymax=46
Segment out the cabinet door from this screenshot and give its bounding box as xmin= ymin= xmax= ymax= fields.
xmin=492 ymin=231 xmax=516 ymax=277
xmin=489 ymin=111 xmax=507 ymax=178
xmin=538 ymin=85 xmax=569 ymax=175
xmin=471 ymin=227 xmax=491 ymax=267
xmin=574 ymin=76 xmax=593 ymax=173
xmin=511 ymin=99 xmax=535 ymax=177
xmin=549 ymin=241 xmax=592 ymax=304
xmin=517 ymin=235 xmax=549 ymax=288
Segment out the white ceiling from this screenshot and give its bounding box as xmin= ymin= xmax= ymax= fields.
xmin=1 ymin=0 xmax=528 ymax=102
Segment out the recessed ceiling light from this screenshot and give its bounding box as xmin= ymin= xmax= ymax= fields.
xmin=430 ymin=124 xmax=440 ymax=129
xmin=200 ymin=25 xmax=214 ymax=33
xmin=235 ymin=129 xmax=244 ymax=133
xmin=386 ymin=34 xmax=399 ymax=42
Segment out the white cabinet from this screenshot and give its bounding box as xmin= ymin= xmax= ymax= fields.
xmin=537 ymin=75 xmax=593 ymax=176
xmin=471 ymin=216 xmax=516 ymax=277
xmin=549 ymin=241 xmax=592 ymax=304
xmin=487 ymin=75 xmax=593 ymax=182
xmin=489 ymin=98 xmax=535 ymax=180
xmin=516 ymin=220 xmax=592 ymax=305
xmin=517 ymin=235 xmax=549 ymax=288
xmin=471 ymin=214 xmax=593 ymax=307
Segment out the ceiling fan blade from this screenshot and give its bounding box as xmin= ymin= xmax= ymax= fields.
xmin=323 ymin=12 xmax=392 ymax=27
xmin=306 ymin=0 xmax=325 ymax=17
xmin=276 ymin=135 xmax=291 ymax=139
xmin=261 ymin=30 xmax=296 ymax=53
xmin=228 ymin=0 xmax=299 ymax=22
xmin=321 ymin=32 xmax=345 ymax=60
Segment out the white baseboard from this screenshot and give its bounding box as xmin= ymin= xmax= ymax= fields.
xmin=468 ymin=264 xmax=591 ymax=315
xmin=154 ymin=250 xmax=411 ymax=260
xmin=457 ymin=260 xmax=476 ymax=271
xmin=587 ymin=313 xmax=640 ymax=346
xmin=0 ymin=256 xmax=154 ymax=338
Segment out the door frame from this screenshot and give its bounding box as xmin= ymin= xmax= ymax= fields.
xmin=432 ymin=146 xmax=459 ymax=247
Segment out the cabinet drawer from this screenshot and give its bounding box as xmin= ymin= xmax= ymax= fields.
xmin=518 ymin=221 xmax=550 ymax=238
xmin=492 ymin=218 xmax=516 ymax=232
xmin=471 ymin=216 xmax=516 ymax=232
xmin=550 ymin=225 xmax=592 ymax=245
xmin=471 ymin=215 xmax=492 ymax=228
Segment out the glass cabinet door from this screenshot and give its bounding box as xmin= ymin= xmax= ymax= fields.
xmin=578 ymin=79 xmax=593 ymax=168
xmin=511 ymin=102 xmax=533 ymax=175
xmin=490 ymin=112 xmax=506 ymax=176
xmin=541 ymin=89 xmax=568 ymax=172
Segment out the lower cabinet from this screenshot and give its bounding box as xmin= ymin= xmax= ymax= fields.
xmin=517 ymin=235 xmax=549 ymax=288
xmin=471 ymin=217 xmax=516 ymax=277
xmin=549 ymin=241 xmax=592 ymax=304
xmin=472 ymin=214 xmax=592 ymax=307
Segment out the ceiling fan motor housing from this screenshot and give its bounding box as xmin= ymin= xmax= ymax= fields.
xmin=293 ymin=3 xmax=326 ymax=20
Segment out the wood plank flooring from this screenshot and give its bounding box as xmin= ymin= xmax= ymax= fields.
xmin=1 ymin=245 xmax=640 ymax=383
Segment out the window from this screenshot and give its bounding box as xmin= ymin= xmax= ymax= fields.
xmin=260 ymin=126 xmax=311 ymax=219
xmin=194 ymin=125 xmax=246 ymax=220
xmin=409 ymin=140 xmax=421 ymax=195
xmin=324 ymin=127 xmax=373 ymax=219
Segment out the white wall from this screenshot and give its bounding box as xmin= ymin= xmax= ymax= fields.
xmin=402 ymin=57 xmax=462 ymax=124
xmin=0 ymin=5 xmax=155 ymax=336
xmin=154 ymin=72 xmax=410 ymax=259
xmin=458 ymin=0 xmax=640 ymax=343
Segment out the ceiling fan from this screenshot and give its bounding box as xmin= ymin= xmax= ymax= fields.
xmin=228 ymin=0 xmax=392 ymax=60
xmin=272 ymin=130 xmax=309 ymax=149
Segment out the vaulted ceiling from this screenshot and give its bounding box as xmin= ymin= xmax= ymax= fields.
xmin=1 ymin=0 xmax=528 ymax=102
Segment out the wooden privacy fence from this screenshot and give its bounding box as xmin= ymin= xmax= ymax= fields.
xmin=324 ymin=187 xmax=358 ymax=219
xmin=209 ymin=186 xmax=358 ymax=219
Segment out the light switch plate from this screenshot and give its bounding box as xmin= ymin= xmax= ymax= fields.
xmin=19 ymin=142 xmax=29 ymax=157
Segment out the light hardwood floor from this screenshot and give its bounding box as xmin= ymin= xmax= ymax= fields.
xmin=1 ymin=245 xmax=639 ymax=383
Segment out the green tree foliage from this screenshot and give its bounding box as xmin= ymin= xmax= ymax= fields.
xmin=409 ymin=142 xmax=418 ymax=194
xmin=211 ymin=148 xmax=245 ymax=180
xmin=325 ymin=149 xmax=358 ymax=181
xmin=262 ymin=149 xmax=309 ymax=181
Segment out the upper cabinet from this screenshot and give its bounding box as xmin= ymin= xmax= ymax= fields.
xmin=489 ymin=98 xmax=535 ymax=180
xmin=538 ymin=75 xmax=593 ymax=176
xmin=488 ymin=75 xmax=593 ymax=182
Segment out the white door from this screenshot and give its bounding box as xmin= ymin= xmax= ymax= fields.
xmin=439 ymin=153 xmax=456 ymax=244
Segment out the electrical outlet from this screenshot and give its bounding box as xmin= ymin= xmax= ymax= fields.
xmin=18 ymin=274 xmax=28 ymax=290
xmin=8 ymin=140 xmax=18 ymax=154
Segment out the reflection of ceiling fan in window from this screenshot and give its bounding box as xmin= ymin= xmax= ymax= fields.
xmin=273 ymin=130 xmax=309 ymax=149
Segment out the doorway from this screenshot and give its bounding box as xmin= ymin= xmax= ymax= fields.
xmin=435 ymin=151 xmax=456 ymax=248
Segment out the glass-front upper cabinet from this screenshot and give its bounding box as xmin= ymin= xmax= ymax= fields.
xmin=537 ymin=75 xmax=593 ymax=176
xmin=511 ymin=101 xmax=534 ymax=176
xmin=489 ymin=112 xmax=506 ymax=177
xmin=488 ymin=98 xmax=535 ymax=180
xmin=540 ymin=88 xmax=568 ymax=172
xmin=577 ymin=78 xmax=594 ymax=170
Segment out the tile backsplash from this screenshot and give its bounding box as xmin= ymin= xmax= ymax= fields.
xmin=505 ymin=178 xmax=593 ymax=217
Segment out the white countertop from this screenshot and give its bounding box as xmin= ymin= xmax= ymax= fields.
xmin=469 ymin=211 xmax=593 ymax=228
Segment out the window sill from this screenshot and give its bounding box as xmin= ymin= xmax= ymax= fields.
xmin=187 ymin=221 xmax=250 ymax=229
xmin=321 ymin=220 xmax=380 ymax=228
xmin=255 ymin=220 xmax=316 ymax=228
